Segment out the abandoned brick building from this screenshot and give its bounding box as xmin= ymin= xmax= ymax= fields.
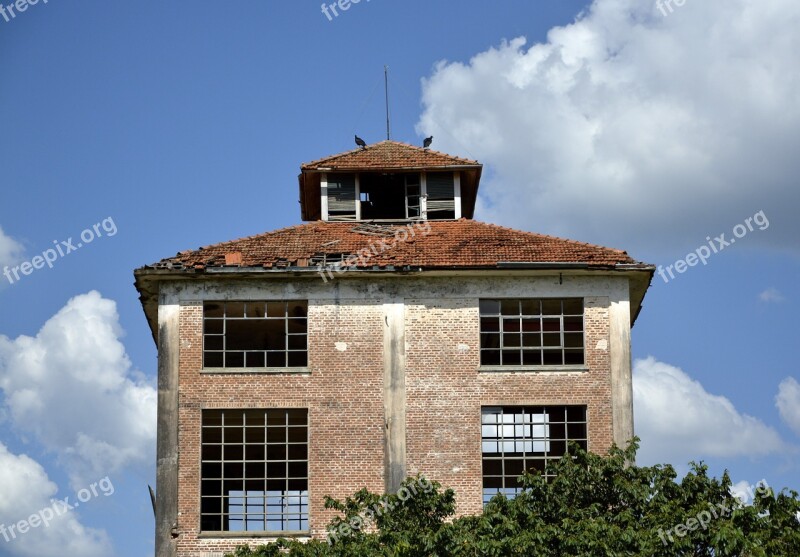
xmin=134 ymin=140 xmax=654 ymax=557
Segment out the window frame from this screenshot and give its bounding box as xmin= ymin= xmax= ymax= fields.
xmin=405 ymin=173 xmax=422 ymax=219
xmin=325 ymin=173 xmax=358 ymax=221
xmin=202 ymin=301 xmax=309 ymax=373
xmin=199 ymin=408 xmax=310 ymax=536
xmin=321 ymin=170 xmax=461 ymax=222
xmin=481 ymin=405 xmax=588 ymax=505
xmin=478 ymin=298 xmax=587 ymax=371
xmin=424 ymin=171 xmax=457 ymax=220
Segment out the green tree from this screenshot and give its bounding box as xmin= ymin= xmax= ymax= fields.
xmin=227 ymin=440 xmax=800 ymax=557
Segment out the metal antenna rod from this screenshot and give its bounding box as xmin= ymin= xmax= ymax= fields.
xmin=384 ymin=65 xmax=391 ymax=140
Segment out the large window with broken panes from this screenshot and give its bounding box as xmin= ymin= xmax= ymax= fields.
xmin=203 ymin=301 xmax=308 ymax=368
xmin=201 ymin=409 xmax=309 ymax=533
xmin=479 ymin=298 xmax=584 ymax=366
xmin=481 ymin=406 xmax=587 ymax=504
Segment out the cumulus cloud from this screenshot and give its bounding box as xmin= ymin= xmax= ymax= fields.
xmin=0 ymin=225 xmax=24 ymax=268
xmin=729 ymin=478 xmax=771 ymax=505
xmin=0 ymin=291 xmax=156 ymax=488
xmin=776 ymin=377 xmax=800 ymax=436
xmin=417 ymin=0 xmax=800 ymax=254
xmin=0 ymin=443 xmax=112 ymax=557
xmin=633 ymin=356 xmax=784 ymax=464
xmin=758 ymin=287 xmax=785 ymax=303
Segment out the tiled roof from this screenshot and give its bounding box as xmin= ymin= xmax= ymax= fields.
xmin=141 ymin=220 xmax=647 ymax=272
xmin=300 ymin=140 xmax=480 ymax=171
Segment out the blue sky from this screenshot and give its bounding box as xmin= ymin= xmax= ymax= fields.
xmin=1 ymin=0 xmax=798 ymax=555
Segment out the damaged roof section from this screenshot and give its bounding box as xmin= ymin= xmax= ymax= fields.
xmin=134 ymin=220 xmax=655 ymax=342
xmin=138 ymin=219 xmax=647 ymax=272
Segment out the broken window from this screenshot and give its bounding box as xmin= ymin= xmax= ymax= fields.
xmin=327 ymin=174 xmax=357 ymax=221
xmin=359 ymin=172 xmax=410 ymax=220
xmin=201 ymin=409 xmax=309 ymax=532
xmin=425 ymin=172 xmax=456 ymax=220
xmin=481 ymin=406 xmax=587 ymax=504
xmin=325 ymin=171 xmax=457 ymax=221
xmin=479 ymin=298 xmax=584 ymax=366
xmin=203 ymin=301 xmax=308 ymax=369
xmin=405 ymin=174 xmax=421 ymax=218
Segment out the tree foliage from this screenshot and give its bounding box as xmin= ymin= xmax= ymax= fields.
xmin=226 ymin=440 xmax=800 ymax=557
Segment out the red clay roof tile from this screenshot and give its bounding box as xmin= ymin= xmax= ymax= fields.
xmin=143 ymin=220 xmax=647 ymax=271
xmin=301 ymin=140 xmax=480 ymax=171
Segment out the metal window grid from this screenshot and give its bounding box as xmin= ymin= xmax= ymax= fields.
xmin=203 ymin=301 xmax=308 ymax=369
xmin=201 ymin=409 xmax=309 ymax=533
xmin=481 ymin=406 xmax=588 ymax=505
xmin=479 ymin=298 xmax=584 ymax=366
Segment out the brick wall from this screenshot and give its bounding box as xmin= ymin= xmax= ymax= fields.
xmin=166 ymin=276 xmax=626 ymax=556
xmin=404 ymin=295 xmax=613 ymax=517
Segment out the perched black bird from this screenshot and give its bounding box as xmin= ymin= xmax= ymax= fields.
xmin=355 ymin=135 xmax=367 ymax=149
xmin=423 ymin=136 xmax=433 ymax=149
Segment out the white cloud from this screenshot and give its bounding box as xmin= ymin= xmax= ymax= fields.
xmin=417 ymin=0 xmax=800 ymax=254
xmin=729 ymin=478 xmax=770 ymax=504
xmin=0 ymin=443 xmax=112 ymax=557
xmin=776 ymin=377 xmax=800 ymax=436
xmin=758 ymin=287 xmax=785 ymax=303
xmin=729 ymin=480 xmax=752 ymax=503
xmin=0 ymin=291 xmax=156 ymax=488
xmin=0 ymin=225 xmax=24 ymax=269
xmin=632 ymin=356 xmax=784 ymax=464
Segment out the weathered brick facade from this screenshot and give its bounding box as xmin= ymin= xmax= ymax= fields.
xmin=153 ymin=275 xmax=634 ymax=556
